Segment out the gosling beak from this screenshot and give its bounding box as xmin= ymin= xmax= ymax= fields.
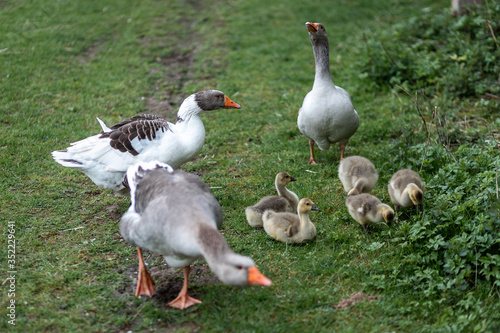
xmin=290 ymin=176 xmax=297 ymax=182
xmin=248 ymin=267 xmax=272 ymax=287
xmin=305 ymin=22 xmax=318 ymax=33
xmin=311 ymin=205 xmax=320 ymax=212
xmin=224 ymin=96 xmax=241 ymax=109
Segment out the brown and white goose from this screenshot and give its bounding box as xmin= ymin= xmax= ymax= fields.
xmin=388 ymin=169 xmax=425 ymax=214
xmin=120 ymin=161 xmax=271 ymax=309
xmin=262 ymin=198 xmax=319 ymax=244
xmin=338 ymin=156 xmax=378 ymax=196
xmin=298 ymin=22 xmax=359 ymax=164
xmin=345 ymin=193 xmax=394 ymax=229
xmin=245 ymin=172 xmax=299 ymax=228
xmin=52 ymin=90 xmax=240 ymax=194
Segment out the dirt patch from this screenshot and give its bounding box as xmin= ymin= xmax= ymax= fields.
xmin=145 ymin=47 xmax=197 ymax=120
xmin=78 ymin=40 xmax=105 ymax=64
xmin=333 ymin=292 xmax=381 ymax=309
xmin=117 ymin=253 xmax=221 ymax=306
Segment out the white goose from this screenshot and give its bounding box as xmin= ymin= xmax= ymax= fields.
xmin=245 ymin=172 xmax=299 ymax=228
xmin=345 ymin=193 xmax=394 ymax=229
xmin=338 ymin=156 xmax=378 ymax=196
xmin=52 ymin=90 xmax=240 ymax=194
xmin=388 ymin=169 xmax=425 ymax=214
xmin=298 ymin=22 xmax=359 ymax=164
xmin=120 ymin=161 xmax=272 ymax=310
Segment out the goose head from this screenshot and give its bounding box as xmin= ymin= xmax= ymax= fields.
xmin=407 ymin=184 xmax=424 ymax=206
xmin=177 ymin=90 xmax=241 ymax=120
xmin=298 ymin=198 xmax=320 ymax=214
xmin=275 ymin=171 xmax=297 ymax=187
xmin=380 ymin=205 xmax=395 ymax=225
xmin=213 ymin=253 xmax=272 ymax=287
xmin=305 ymin=22 xmax=328 ymax=45
xmin=194 ymin=90 xmax=241 ymax=111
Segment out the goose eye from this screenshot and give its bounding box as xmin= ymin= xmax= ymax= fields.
xmin=236 ymin=265 xmax=243 ymax=270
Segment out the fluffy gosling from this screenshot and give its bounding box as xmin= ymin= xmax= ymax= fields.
xmin=245 ymin=172 xmax=299 ymax=228
xmin=346 ymin=193 xmax=394 ymax=230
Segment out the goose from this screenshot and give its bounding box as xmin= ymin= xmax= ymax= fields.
xmin=345 ymin=193 xmax=394 ymax=229
xmin=245 ymin=172 xmax=299 ymax=228
xmin=262 ymin=198 xmax=319 ymax=244
xmin=388 ymin=169 xmax=424 ymax=214
xmin=52 ymin=90 xmax=241 ymax=195
xmin=120 ymin=161 xmax=271 ymax=309
xmin=298 ymin=22 xmax=359 ymax=164
xmin=338 ymin=156 xmax=378 ymax=196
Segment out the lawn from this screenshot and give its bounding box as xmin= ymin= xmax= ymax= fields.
xmin=1 ymin=0 xmax=499 ymax=332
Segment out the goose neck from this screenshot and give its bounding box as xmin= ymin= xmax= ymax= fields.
xmin=276 ymin=184 xmax=298 ymax=210
xmin=312 ymin=42 xmax=332 ymax=84
xmin=177 ymin=95 xmax=202 ymax=121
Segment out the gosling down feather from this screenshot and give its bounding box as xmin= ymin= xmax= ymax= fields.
xmin=297 ymin=22 xmax=359 ymax=164
xmin=120 ymin=161 xmax=271 ymax=309
xmin=245 ymin=172 xmax=299 ymax=228
xmin=388 ymin=169 xmax=425 ymax=214
xmin=52 ymin=90 xmax=240 ymax=194
xmin=263 ymin=198 xmax=319 ymax=244
xmin=338 ymin=156 xmax=378 ymax=196
xmin=345 ymin=193 xmax=394 ymax=229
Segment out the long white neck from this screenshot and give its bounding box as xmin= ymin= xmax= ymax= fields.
xmin=312 ymin=40 xmax=335 ymax=90
xmin=276 ymin=183 xmax=299 ymax=211
xmin=159 ymin=95 xmax=205 ymax=168
xmin=177 ymin=94 xmax=202 ymax=121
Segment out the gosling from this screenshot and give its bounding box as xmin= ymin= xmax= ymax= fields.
xmin=245 ymin=172 xmax=299 ymax=228
xmin=338 ymin=156 xmax=378 ymax=196
xmin=346 ymin=193 xmax=394 ymax=230
xmin=262 ymin=198 xmax=319 ymax=244
xmin=388 ymin=169 xmax=424 ymax=214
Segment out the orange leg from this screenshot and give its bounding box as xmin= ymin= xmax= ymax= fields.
xmin=339 ymin=143 xmax=346 ymax=160
xmin=308 ymin=140 xmax=317 ymax=165
xmin=168 ymin=266 xmax=202 ymax=310
xmin=135 ymin=247 xmax=155 ymax=297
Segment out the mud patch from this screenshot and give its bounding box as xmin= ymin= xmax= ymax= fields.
xmin=333 ymin=292 xmax=381 ymax=309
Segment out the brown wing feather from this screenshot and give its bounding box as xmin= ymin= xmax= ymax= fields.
xmin=99 ymin=114 xmax=170 ymax=156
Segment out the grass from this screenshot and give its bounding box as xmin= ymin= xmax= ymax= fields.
xmin=1 ymin=0 xmax=499 ymax=332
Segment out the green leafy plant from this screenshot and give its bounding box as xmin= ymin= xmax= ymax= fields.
xmin=358 ymin=3 xmax=500 ymax=100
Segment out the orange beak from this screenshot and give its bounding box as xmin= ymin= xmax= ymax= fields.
xmin=224 ymin=96 xmax=241 ymax=109
xmin=305 ymin=22 xmax=318 ymax=33
xmin=248 ymin=266 xmax=272 ymax=287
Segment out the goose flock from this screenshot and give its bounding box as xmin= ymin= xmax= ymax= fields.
xmin=52 ymin=22 xmax=424 ymax=309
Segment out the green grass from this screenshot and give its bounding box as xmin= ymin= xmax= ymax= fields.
xmin=1 ymin=0 xmax=499 ymax=332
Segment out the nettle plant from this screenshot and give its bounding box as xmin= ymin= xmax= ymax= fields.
xmin=357 ymin=3 xmax=500 ymax=100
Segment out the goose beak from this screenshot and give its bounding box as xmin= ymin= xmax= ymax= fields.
xmin=248 ymin=267 xmax=272 ymax=287
xmin=224 ymin=96 xmax=241 ymax=109
xmin=305 ymin=22 xmax=318 ymax=33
